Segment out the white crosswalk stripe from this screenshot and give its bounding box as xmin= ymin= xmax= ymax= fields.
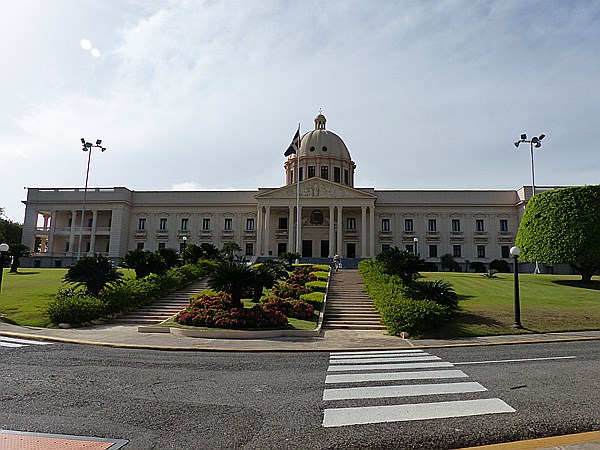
xmin=322 ymin=349 xmax=515 ymax=428
xmin=0 ymin=337 xmax=54 ymax=348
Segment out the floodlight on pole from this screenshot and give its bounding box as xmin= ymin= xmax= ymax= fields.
xmin=77 ymin=138 xmax=107 ymax=261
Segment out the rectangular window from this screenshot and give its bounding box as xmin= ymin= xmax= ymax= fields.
xmin=65 ymin=242 xmax=70 ymax=252
xmin=428 ymin=219 xmax=437 ymax=232
xmin=246 ymin=218 xmax=255 ymax=231
xmin=308 ymin=166 xmax=316 ymax=178
xmin=245 ymin=243 xmax=253 ymax=256
xmin=181 ymin=218 xmax=189 ymax=230
xmin=202 ymin=218 xmax=211 ymax=231
xmin=381 ymin=218 xmax=390 ymax=232
xmin=452 ymin=219 xmax=461 ymax=232
xmin=290 ymin=169 xmax=294 ymax=183
xmin=278 ymin=217 xmax=288 ymax=230
xmin=477 ymin=245 xmax=486 ymax=258
xmin=320 ymin=166 xmax=328 ymax=180
xmin=405 ymin=244 xmax=414 ymax=253
xmin=224 ymin=218 xmax=232 ymax=231
xmin=346 ymin=217 xmax=356 ymax=230
xmin=334 ymin=167 xmax=341 ymax=182
xmin=404 ymin=218 xmax=414 ymax=232
xmin=429 ymin=244 xmax=438 ymax=258
xmin=381 ymin=244 xmax=390 ymax=253
xmin=88 ymin=218 xmax=93 ymax=227
xmin=344 ymin=169 xmax=349 ymax=185
xmin=476 ymin=219 xmax=485 ymax=232
xmin=179 ymin=242 xmax=186 ymax=253
xmin=453 ymin=245 xmax=462 ymax=258
xmin=158 ymin=242 xmax=166 ymax=250
xmin=501 ymin=245 xmax=510 ymax=259
xmin=159 ymin=218 xmax=168 ymax=230
xmin=500 ymin=219 xmax=509 ymax=232
xmin=138 ymin=218 xmax=146 ymax=230
xmin=137 ymin=242 xmax=145 ymax=251
xmin=299 ymin=167 xmax=303 ymax=181
xmin=68 ymin=218 xmax=72 ymax=227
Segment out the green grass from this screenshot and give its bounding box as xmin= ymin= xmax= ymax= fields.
xmin=0 ymin=268 xmax=134 ymax=327
xmin=418 ymin=272 xmax=600 ymax=338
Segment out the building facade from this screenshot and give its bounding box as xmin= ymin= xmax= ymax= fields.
xmin=22 ymin=114 xmax=549 ymax=271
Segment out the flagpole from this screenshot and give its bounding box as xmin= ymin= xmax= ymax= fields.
xmin=296 ymin=122 xmax=301 ymax=255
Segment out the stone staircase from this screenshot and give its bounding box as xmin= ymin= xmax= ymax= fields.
xmin=112 ymin=280 xmax=208 ymax=325
xmin=323 ymin=269 xmax=386 ymax=330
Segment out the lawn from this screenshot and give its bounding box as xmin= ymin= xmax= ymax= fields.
xmin=419 ymin=272 xmax=600 ymax=337
xmin=0 ymin=268 xmax=135 ymax=327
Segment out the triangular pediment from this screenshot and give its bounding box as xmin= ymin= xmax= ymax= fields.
xmin=256 ymin=178 xmax=377 ymax=200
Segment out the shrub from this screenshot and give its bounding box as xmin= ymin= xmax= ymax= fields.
xmin=306 ymin=280 xmax=327 ymax=293
xmin=272 ymin=282 xmax=310 ymax=300
xmin=311 ymin=264 xmax=331 ymax=272
xmin=469 ymin=261 xmax=486 ymax=273
xmin=376 ymin=247 xmax=426 ymax=284
xmin=300 ymin=292 xmax=325 ymax=309
xmin=404 ymin=280 xmax=459 ymax=311
xmin=175 ymin=292 xmax=288 ymax=329
xmin=489 ymin=259 xmax=511 ymax=273
xmin=47 ymin=289 xmax=106 ymax=325
xmin=380 ymin=298 xmax=448 ymax=337
xmin=260 ymin=297 xmax=314 ymax=319
xmin=311 ymin=271 xmax=330 ymax=281
xmin=481 ymin=269 xmax=499 ymax=279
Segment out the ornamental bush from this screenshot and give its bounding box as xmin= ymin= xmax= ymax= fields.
xmin=300 ymin=291 xmax=325 ymax=309
xmin=272 ymin=282 xmax=311 ymax=300
xmin=287 ymin=272 xmax=317 ymax=286
xmin=175 ymin=292 xmax=288 ymax=329
xmin=311 ymin=271 xmax=330 ymax=281
xmin=306 ymin=280 xmax=327 ymax=293
xmin=47 ymin=288 xmax=106 ymax=325
xmin=260 ymin=297 xmax=314 ymax=319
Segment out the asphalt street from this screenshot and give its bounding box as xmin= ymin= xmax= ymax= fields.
xmin=0 ymin=340 xmax=598 ymax=449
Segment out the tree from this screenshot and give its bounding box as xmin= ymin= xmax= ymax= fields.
xmin=279 ymin=252 xmax=301 ymax=268
xmin=8 ymin=243 xmax=30 ymax=273
xmin=200 ymin=243 xmax=221 ymax=260
xmin=121 ymin=249 xmax=167 ymax=278
xmin=516 ymin=185 xmax=600 ymax=282
xmin=63 ymin=254 xmax=124 ymax=296
xmin=0 ymin=215 xmax=22 ymax=245
xmin=251 ymin=259 xmax=289 ymax=302
xmin=207 ymin=261 xmax=256 ymax=308
xmin=489 ymin=259 xmax=511 ymax=273
xmin=440 ymin=254 xmax=460 ymax=272
xmin=221 ymin=242 xmax=242 ymax=261
xmin=376 ymin=246 xmax=426 ymax=285
xmin=157 ymin=248 xmax=181 ymax=269
xmin=469 ymin=261 xmax=486 ymax=273
xmin=183 ymin=243 xmax=220 ymax=264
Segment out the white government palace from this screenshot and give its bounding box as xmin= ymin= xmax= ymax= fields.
xmin=21 ymin=114 xmax=551 ymax=271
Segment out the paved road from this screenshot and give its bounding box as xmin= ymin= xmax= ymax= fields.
xmin=0 ymin=340 xmax=598 ymax=449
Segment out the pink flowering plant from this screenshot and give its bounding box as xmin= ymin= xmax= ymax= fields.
xmin=260 ymin=297 xmax=314 ymax=319
xmin=272 ymin=283 xmax=311 ymax=300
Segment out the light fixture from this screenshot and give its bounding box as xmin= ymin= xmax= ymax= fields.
xmin=509 ymin=246 xmax=523 ymax=329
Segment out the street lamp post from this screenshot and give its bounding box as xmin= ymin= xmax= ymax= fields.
xmin=510 ymin=246 xmax=523 ymax=329
xmin=0 ymin=243 xmax=9 ymax=293
xmin=77 ymin=138 xmax=106 ymax=261
xmin=514 ymin=133 xmax=545 ymax=274
xmin=413 ymin=237 xmax=419 ymax=255
xmin=182 ymin=236 xmax=188 ymax=253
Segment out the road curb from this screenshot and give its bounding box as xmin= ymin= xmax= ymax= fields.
xmin=1 ymin=329 xmax=598 ymax=352
xmin=457 ymin=430 xmax=600 ymax=449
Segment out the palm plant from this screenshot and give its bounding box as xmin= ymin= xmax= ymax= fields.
xmin=7 ymin=243 xmax=30 ymax=273
xmin=63 ymin=254 xmax=124 ymax=296
xmin=121 ymin=249 xmax=167 ymax=278
xmin=157 ymin=248 xmax=181 ymax=269
xmin=252 ymin=259 xmax=289 ymax=302
xmin=405 ymin=279 xmax=458 ymax=310
xmin=376 ymin=246 xmax=426 ymax=285
xmin=207 ymin=261 xmax=256 ymax=308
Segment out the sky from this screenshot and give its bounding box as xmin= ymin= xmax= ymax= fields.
xmin=1 ymin=0 xmax=599 ymax=222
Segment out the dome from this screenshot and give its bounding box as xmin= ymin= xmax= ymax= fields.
xmin=297 ymin=114 xmax=352 ymax=161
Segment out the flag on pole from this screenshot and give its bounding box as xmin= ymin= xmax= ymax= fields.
xmin=284 ymin=127 xmax=301 ymax=156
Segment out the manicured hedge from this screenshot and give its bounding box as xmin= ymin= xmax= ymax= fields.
xmin=306 ymin=280 xmax=327 ymax=293
xmin=359 ymin=259 xmax=453 ymax=336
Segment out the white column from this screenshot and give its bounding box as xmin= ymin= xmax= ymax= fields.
xmin=328 ymin=205 xmax=335 ymax=257
xmin=287 ymin=205 xmax=294 ymax=252
xmin=256 ymin=206 xmax=263 ymax=255
xmin=361 ymin=206 xmax=367 ymax=258
xmin=47 ymin=211 xmax=57 ymax=253
xmin=68 ymin=210 xmax=77 ymax=256
xmin=264 ymin=206 xmax=271 ymax=256
xmin=89 ymin=210 xmax=98 ymax=255
xmin=369 ymin=205 xmax=376 ymax=258
xmin=337 ymin=205 xmax=343 ymax=256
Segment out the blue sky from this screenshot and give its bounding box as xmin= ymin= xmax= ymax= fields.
xmin=1 ymin=0 xmax=599 ymax=221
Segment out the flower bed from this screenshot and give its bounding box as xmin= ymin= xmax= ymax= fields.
xmin=260 ymin=297 xmax=314 ymax=319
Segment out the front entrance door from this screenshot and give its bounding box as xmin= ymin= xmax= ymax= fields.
xmin=277 ymin=242 xmax=287 ymax=256
xmin=302 ymin=240 xmax=312 ymax=257
xmin=346 ymin=243 xmax=356 ymax=258
xmin=320 ymin=240 xmax=329 ymax=258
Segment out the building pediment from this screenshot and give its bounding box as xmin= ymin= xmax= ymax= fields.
xmin=256 ymin=178 xmax=377 ymax=200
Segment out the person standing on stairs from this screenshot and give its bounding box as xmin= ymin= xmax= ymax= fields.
xmin=333 ymin=253 xmax=341 ymax=272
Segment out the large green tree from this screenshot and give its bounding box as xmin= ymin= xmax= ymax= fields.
xmin=207 ymin=261 xmax=256 ymax=308
xmin=516 ymin=185 xmax=600 ymax=282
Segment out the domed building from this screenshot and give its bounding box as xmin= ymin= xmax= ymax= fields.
xmin=21 ymin=113 xmax=553 ymax=272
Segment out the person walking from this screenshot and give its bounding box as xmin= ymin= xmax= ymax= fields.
xmin=333 ymin=253 xmax=341 ymax=272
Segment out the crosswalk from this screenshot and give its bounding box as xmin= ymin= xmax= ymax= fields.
xmin=322 ymin=349 xmax=515 ymax=428
xmin=0 ymin=336 xmax=54 ymax=348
